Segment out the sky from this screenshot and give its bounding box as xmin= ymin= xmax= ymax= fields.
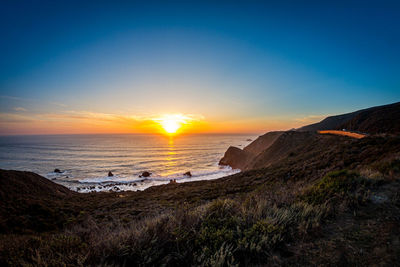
xmin=0 ymin=0 xmax=399 ymax=135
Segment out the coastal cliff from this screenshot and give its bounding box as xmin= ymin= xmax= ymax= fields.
xmin=220 ymin=101 xmax=400 ymax=171
xmin=219 ymin=131 xmax=283 ymax=170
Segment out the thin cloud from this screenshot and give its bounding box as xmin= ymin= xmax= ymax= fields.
xmin=13 ymin=107 xmax=27 ymax=112
xmin=0 ymin=110 xmax=205 ymax=125
xmin=0 ymin=113 xmax=35 ymax=123
xmin=0 ymin=95 xmax=36 ymax=102
xmin=50 ymin=102 xmax=68 ymax=107
xmin=294 ymin=114 xmax=329 ymax=124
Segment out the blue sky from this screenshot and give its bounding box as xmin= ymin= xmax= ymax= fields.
xmin=0 ymin=1 xmax=399 ymax=134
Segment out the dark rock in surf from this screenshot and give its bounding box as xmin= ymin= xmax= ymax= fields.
xmin=108 ymin=171 xmax=113 ymax=177
xmin=54 ymin=169 xmax=62 ymax=173
xmin=184 ymin=171 xmax=192 ymax=177
xmin=140 ymin=171 xmax=151 ymax=178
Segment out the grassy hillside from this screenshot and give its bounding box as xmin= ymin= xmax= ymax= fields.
xmin=1 ymin=134 xmax=399 ymax=266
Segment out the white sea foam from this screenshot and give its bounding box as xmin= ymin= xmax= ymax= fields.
xmin=73 ymin=166 xmax=240 ymax=193
xmin=78 ymin=176 xmax=144 ymax=184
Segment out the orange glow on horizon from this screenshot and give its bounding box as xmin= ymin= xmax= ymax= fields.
xmin=153 ymin=114 xmax=194 ymax=136
xmin=0 ymin=109 xmax=320 ymax=135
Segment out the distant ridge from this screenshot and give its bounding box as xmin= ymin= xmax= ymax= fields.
xmin=298 ymin=101 xmax=400 ymax=134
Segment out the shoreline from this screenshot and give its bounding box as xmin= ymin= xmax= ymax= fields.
xmin=40 ymin=165 xmax=241 ymax=193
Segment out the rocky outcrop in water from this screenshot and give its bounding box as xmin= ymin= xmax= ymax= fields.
xmin=140 ymin=171 xmax=151 ymax=178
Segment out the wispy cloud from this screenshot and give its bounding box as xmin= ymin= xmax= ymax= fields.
xmin=0 ymin=110 xmax=204 ymax=126
xmin=1 ymin=95 xmax=68 ymax=108
xmin=0 ymin=113 xmax=36 ymax=123
xmin=150 ymin=113 xmax=204 ymax=123
xmin=294 ymin=114 xmax=329 ymax=124
xmin=50 ymin=102 xmax=68 ymax=107
xmin=0 ymin=95 xmax=36 ymax=102
xmin=13 ymin=107 xmax=27 ymax=112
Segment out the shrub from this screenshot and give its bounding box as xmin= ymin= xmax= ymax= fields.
xmin=300 ymin=170 xmax=364 ymax=205
xmin=196 ymin=199 xmax=241 ymax=258
xmin=373 ymin=159 xmax=400 ymax=177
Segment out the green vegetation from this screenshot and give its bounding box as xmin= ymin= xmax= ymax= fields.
xmin=300 ymin=170 xmax=367 ymax=205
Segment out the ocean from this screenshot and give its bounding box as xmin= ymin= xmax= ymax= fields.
xmin=0 ymin=134 xmax=256 ymax=192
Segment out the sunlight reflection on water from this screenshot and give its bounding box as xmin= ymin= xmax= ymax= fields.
xmin=0 ymin=134 xmax=257 ymax=192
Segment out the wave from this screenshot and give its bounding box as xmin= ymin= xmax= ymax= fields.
xmin=46 ymin=170 xmax=73 ymax=179
xmin=78 ymin=176 xmax=145 ymax=184
xmin=71 ymin=166 xmax=240 ymax=193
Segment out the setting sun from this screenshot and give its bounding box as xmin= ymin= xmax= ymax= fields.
xmin=160 ymin=118 xmax=181 ymax=134
xmin=154 ymin=114 xmax=194 ymax=135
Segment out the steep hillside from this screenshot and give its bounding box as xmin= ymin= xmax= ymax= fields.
xmin=297 ymin=111 xmax=359 ymax=132
xmin=220 ymin=101 xmax=400 ymax=171
xmin=246 ymin=131 xmax=316 ymax=170
xmin=0 ymin=170 xmax=73 ymax=200
xmin=338 ymin=102 xmax=400 ymax=134
xmin=242 ymin=131 xmax=283 ymax=155
xmin=219 ymin=131 xmax=283 ymax=169
xmin=298 ymin=101 xmax=400 ymax=133
xmin=0 ymin=170 xmax=78 ymax=233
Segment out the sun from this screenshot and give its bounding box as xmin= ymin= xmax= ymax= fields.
xmin=160 ymin=118 xmax=181 ymax=134
xmin=155 ymin=114 xmax=188 ymax=135
xmin=154 ymin=114 xmax=201 ymax=135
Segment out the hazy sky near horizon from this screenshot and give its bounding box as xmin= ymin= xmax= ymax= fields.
xmin=0 ymin=1 xmax=399 ymax=135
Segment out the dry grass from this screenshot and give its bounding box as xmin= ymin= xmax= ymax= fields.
xmin=4 ymin=169 xmax=394 ymax=266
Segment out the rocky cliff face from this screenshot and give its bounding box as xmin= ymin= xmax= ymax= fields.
xmin=219 ymin=131 xmax=318 ymax=171
xmin=219 ymin=131 xmax=283 ymax=170
xmin=219 ymin=146 xmax=252 ymax=169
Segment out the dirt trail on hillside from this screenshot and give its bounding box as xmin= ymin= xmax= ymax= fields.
xmin=318 ymin=130 xmax=366 ymax=139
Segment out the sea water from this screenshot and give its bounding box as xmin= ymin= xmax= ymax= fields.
xmin=0 ymin=134 xmax=256 ymax=192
